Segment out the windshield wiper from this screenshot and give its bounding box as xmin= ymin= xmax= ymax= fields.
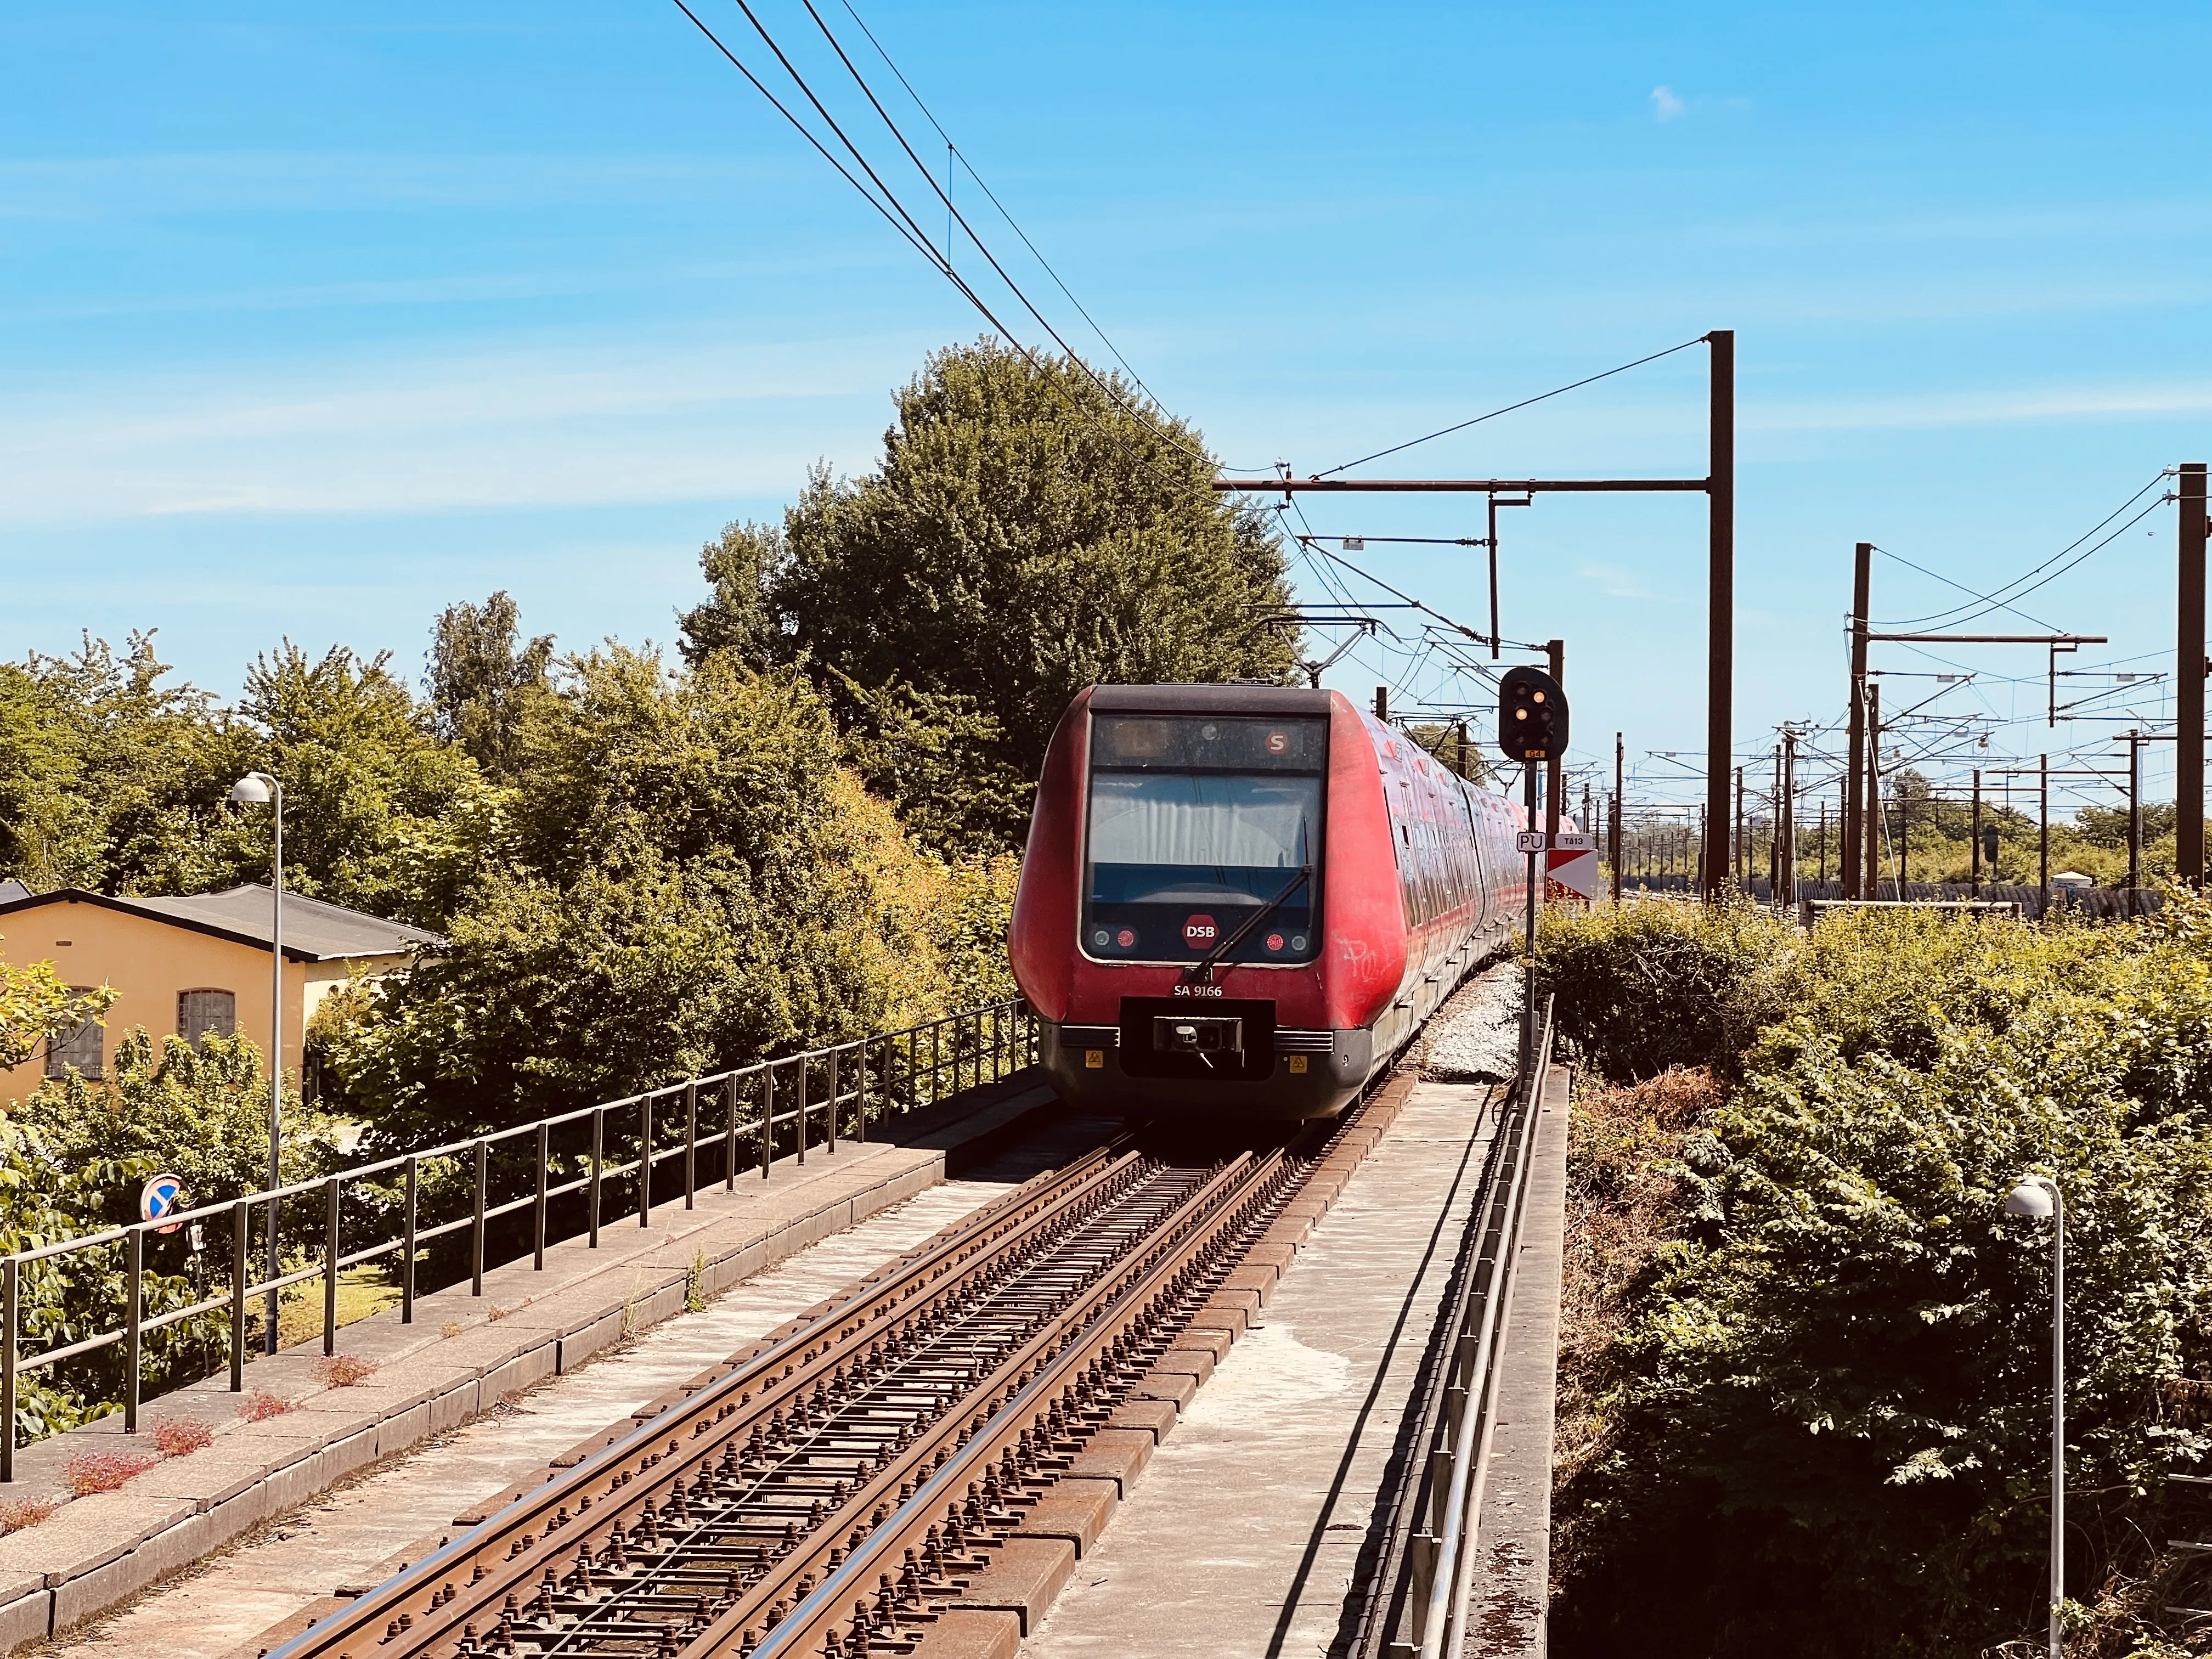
xmin=1182 ymin=866 xmax=1312 ymax=985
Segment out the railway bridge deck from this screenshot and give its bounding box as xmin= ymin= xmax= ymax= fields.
xmin=3 ymin=978 xmax=1568 ymax=1659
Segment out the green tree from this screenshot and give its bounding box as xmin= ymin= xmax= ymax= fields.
xmin=0 ymin=633 xmax=218 ymax=893
xmin=211 ymin=642 xmax=503 ymax=927
xmin=679 ymin=339 xmax=1298 ymax=850
xmin=0 ymin=633 xmax=500 ymax=926
xmin=326 ymin=650 xmax=1015 ymax=1143
xmin=425 ymin=591 xmax=556 ymax=783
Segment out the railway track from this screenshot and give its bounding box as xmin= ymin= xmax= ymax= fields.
xmin=271 ymin=1109 xmax=1352 ymax=1659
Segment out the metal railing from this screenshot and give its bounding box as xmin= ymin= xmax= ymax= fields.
xmin=0 ymin=998 xmax=1038 ymax=1481
xmin=1355 ymin=995 xmax=1553 ymax=1658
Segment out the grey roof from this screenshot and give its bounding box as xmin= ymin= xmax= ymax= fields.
xmin=0 ymin=884 xmax=443 ymax=963
xmin=0 ymin=878 xmax=28 ymax=904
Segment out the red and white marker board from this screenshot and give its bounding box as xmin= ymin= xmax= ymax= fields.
xmin=1547 ymin=832 xmax=1599 ymax=901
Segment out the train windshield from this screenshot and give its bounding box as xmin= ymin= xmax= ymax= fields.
xmin=1082 ymin=713 xmax=1325 ymax=964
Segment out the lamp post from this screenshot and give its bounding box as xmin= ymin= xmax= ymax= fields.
xmin=228 ymin=772 xmax=284 ymax=1355
xmin=2006 ymin=1173 xmax=2064 ymax=1658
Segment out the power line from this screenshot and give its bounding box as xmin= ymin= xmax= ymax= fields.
xmin=671 ymin=0 xmax=1230 ymax=494
xmin=669 ymin=0 xmax=943 ymax=270
xmin=827 ymin=0 xmax=1265 ymax=471
xmin=1312 ymin=336 xmax=1708 ymax=479
xmin=794 ymin=0 xmax=1227 ymax=476
xmin=1870 ymin=470 xmax=2173 ymax=630
xmin=1872 ymin=545 xmax=2062 ymax=633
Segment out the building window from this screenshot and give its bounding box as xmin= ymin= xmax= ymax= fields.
xmin=179 ymin=989 xmax=236 ymax=1049
xmin=46 ymin=994 xmax=103 ymax=1081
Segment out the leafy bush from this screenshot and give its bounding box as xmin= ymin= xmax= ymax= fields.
xmin=16 ymin=1028 xmax=337 ymax=1221
xmin=1549 ymin=896 xmax=2212 ymax=1657
xmin=1532 ymin=894 xmax=1798 ymax=1080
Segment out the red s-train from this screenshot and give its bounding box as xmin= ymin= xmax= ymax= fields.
xmin=1008 ymin=684 xmax=1544 ymax=1119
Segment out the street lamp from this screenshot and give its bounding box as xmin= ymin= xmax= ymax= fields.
xmin=228 ymin=771 xmax=284 ymax=1355
xmin=2005 ymin=1173 xmax=2064 ymax=1659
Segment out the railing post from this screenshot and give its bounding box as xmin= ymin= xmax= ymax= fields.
xmin=685 ymin=1079 xmax=698 ymax=1209
xmin=932 ymin=1022 xmax=941 ymax=1104
xmin=230 ymin=1199 xmax=250 ymax=1381
xmin=323 ymin=1174 xmax=341 ymax=1357
xmin=534 ymin=1123 xmax=549 ymax=1270
xmin=400 ymin=1159 xmax=417 ymax=1323
xmin=759 ymin=1069 xmax=774 ymax=1178
xmin=471 ymin=1139 xmax=487 ymax=1296
xmin=796 ymin=1058 xmax=808 ymax=1166
xmin=855 ymin=1042 xmax=870 ymax=1144
xmin=640 ymin=1092 xmax=654 ymax=1228
xmin=906 ymin=1029 xmax=916 ymax=1114
xmin=125 ymin=1227 xmax=142 ymax=1435
xmin=3 ymin=1256 xmax=16 ymax=1483
xmin=724 ymin=1075 xmax=739 ymax=1193
xmin=827 ymin=1048 xmax=840 ymax=1155
xmin=589 ymin=1108 xmax=604 ymax=1248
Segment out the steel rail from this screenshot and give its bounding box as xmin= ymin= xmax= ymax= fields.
xmin=1420 ymin=998 xmax=1551 ymax=1659
xmin=269 ymin=1103 xmax=1338 ymax=1659
xmin=737 ymin=1147 xmax=1288 ymax=1658
xmin=265 ymin=1138 xmax=1152 ymax=1657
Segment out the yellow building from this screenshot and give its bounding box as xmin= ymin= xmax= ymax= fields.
xmin=0 ymin=882 xmax=441 ymax=1102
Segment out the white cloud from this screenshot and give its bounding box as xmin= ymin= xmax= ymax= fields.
xmin=1747 ymin=380 xmax=2212 ymax=432
xmin=1651 ymin=85 xmax=1686 ymax=122
xmin=1579 ymin=562 xmax=1661 ymax=601
xmin=0 ymin=151 xmax=796 ymax=222
xmin=0 ymin=330 xmax=941 ymax=523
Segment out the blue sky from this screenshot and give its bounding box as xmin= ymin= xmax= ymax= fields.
xmin=5 ymin=2 xmax=2208 ymax=820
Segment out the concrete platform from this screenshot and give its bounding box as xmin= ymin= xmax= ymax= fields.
xmin=1018 ymin=1079 xmax=1505 ymax=1659
xmin=0 ymin=1071 xmax=1060 ymax=1652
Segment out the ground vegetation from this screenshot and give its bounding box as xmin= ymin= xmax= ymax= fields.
xmin=1539 ymin=895 xmax=2212 ymax=1658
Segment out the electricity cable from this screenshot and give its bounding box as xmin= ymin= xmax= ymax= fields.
xmin=673 ymin=0 xmax=1228 ymax=493
xmin=1869 ymin=470 xmax=2173 ymax=630
xmin=1311 ymin=336 xmax=1708 ymax=479
xmin=796 ymin=0 xmax=1227 ymax=475
xmin=827 ymin=0 xmax=1267 ymax=471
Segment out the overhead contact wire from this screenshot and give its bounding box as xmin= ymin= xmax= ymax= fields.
xmin=1312 ymin=336 xmax=1708 ymax=479
xmin=828 ymin=0 xmax=1271 ymax=473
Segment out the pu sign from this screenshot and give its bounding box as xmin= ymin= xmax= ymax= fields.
xmin=1547 ymin=832 xmax=1600 ymax=901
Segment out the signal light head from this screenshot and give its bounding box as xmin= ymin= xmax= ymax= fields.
xmin=1496 ymin=665 xmax=1568 ymax=762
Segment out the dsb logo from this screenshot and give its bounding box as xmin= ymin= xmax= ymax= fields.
xmin=1183 ymin=914 xmax=1217 ymax=945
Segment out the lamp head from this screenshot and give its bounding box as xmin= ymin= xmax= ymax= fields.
xmin=2004 ymin=1176 xmax=2057 ymax=1218
xmin=227 ymin=772 xmax=275 ymax=805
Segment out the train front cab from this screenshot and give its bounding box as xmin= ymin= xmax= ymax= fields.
xmin=1011 ymin=684 xmax=1409 ymax=1121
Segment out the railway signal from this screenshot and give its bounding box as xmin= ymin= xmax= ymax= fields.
xmin=1496 ymin=665 xmax=1568 ymax=761
xmin=1498 ymin=668 xmax=1571 ymax=1079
